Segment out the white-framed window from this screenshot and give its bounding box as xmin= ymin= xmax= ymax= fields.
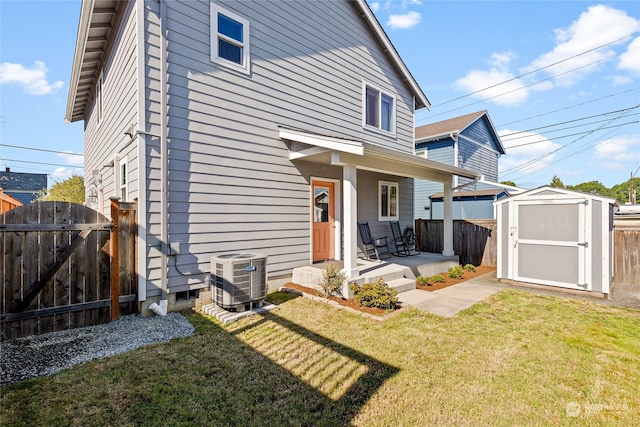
xmin=378 ymin=180 xmax=399 ymax=221
xmin=116 ymin=156 xmax=128 ymax=201
xmin=96 ymin=71 xmax=103 ymax=125
xmin=210 ymin=3 xmax=250 ymax=74
xmin=363 ymin=82 xmax=396 ymax=134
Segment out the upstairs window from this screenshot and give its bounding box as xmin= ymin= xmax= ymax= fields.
xmin=211 ymin=3 xmax=250 ymax=74
xmin=364 ymin=82 xmax=395 ymax=134
xmin=96 ymin=72 xmax=103 ymax=125
xmin=379 ymin=181 xmax=399 ymax=221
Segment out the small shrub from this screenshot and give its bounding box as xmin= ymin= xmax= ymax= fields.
xmin=351 ymin=278 xmax=398 ymax=310
xmin=447 ymin=265 xmax=465 ymax=279
xmin=315 ymin=263 xmax=346 ymax=297
xmin=416 ymin=276 xmax=430 ymax=286
xmin=430 ymin=274 xmax=445 ymax=283
xmin=463 ymin=264 xmax=477 ymax=272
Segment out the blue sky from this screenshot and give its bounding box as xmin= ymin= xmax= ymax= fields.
xmin=1 ymin=0 xmax=639 ymax=190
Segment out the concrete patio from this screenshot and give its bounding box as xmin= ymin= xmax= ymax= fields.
xmin=291 ymin=252 xmax=461 ymax=296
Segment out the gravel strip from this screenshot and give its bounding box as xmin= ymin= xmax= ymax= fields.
xmin=0 ymin=313 xmax=194 ymax=387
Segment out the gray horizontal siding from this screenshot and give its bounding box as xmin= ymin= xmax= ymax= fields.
xmin=146 ymin=0 xmax=421 ymax=290
xmin=83 ymin=1 xmax=138 ymax=217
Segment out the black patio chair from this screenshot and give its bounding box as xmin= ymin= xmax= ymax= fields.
xmin=389 ymin=221 xmax=410 ymax=256
xmin=357 ymin=221 xmax=391 ymax=260
xmin=403 ymin=225 xmax=420 ymax=255
xmin=389 ymin=221 xmax=419 ymax=256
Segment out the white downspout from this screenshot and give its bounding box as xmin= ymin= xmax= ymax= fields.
xmin=156 ymin=0 xmax=169 ymax=313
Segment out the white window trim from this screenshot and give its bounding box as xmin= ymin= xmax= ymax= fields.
xmin=362 ymin=81 xmax=396 ymax=136
xmin=378 ymin=180 xmax=399 ymax=221
xmin=116 ymin=155 xmax=128 ymax=202
xmin=210 ymin=2 xmax=250 ymax=74
xmin=96 ymin=71 xmax=103 ymax=126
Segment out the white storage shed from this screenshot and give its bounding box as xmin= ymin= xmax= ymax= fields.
xmin=495 ymin=186 xmax=616 ymax=294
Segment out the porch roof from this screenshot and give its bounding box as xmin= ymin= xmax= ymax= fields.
xmin=279 ymin=127 xmax=481 ymax=183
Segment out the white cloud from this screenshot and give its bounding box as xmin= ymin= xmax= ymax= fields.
xmin=386 ymin=11 xmax=421 ymax=29
xmin=51 ymin=167 xmax=76 ymax=183
xmin=57 ymin=152 xmax=84 ymax=166
xmin=369 ymin=2 xmax=380 ymax=13
xmin=593 ymin=134 xmax=640 ymax=169
xmin=0 ymin=61 xmax=64 ymax=95
xmin=618 ymin=36 xmax=640 ymax=75
xmin=498 ymin=130 xmax=563 ymax=175
xmin=454 ymin=68 xmax=529 ymax=106
xmin=525 ymin=5 xmax=640 ymax=87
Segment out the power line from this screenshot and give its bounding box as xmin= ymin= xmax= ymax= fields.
xmin=504 ymin=120 xmax=639 ymax=148
xmin=421 ymin=55 xmax=615 ymax=122
xmin=0 ymin=158 xmax=84 ymax=169
xmin=500 ymin=105 xmax=640 ymax=138
xmin=433 ymin=33 xmax=636 ymax=108
xmin=0 ymin=144 xmax=84 ymax=156
xmin=501 ymin=108 xmax=636 ymax=177
xmin=496 ymin=87 xmax=640 ymax=127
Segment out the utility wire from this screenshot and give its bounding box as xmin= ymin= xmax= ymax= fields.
xmin=433 ymin=33 xmax=635 ymax=107
xmin=500 ymin=105 xmax=640 ymax=138
xmin=0 ymin=158 xmax=84 ymax=169
xmin=504 ymin=120 xmax=639 ymax=148
xmin=0 ymin=144 xmax=84 ymax=156
xmin=419 ymin=55 xmax=614 ymax=122
xmin=501 ymin=108 xmax=636 ymax=176
xmin=496 ymin=87 xmax=640 ymax=127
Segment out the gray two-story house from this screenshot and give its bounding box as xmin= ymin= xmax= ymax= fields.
xmin=66 ymin=0 xmax=478 ymax=312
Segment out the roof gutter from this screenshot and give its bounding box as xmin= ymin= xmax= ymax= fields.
xmin=65 ymin=0 xmax=94 ymax=123
xmin=355 ymin=0 xmax=430 ymax=110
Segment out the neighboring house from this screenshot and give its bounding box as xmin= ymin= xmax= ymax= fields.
xmin=414 ymin=111 xmax=507 ymax=219
xmin=66 ymin=0 xmax=479 ymax=311
xmin=428 ymin=188 xmax=511 ymax=220
xmin=0 ymin=168 xmax=47 ymax=205
xmin=0 ymin=188 xmax=23 ymax=213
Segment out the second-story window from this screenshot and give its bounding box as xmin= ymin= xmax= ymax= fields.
xmin=211 ymin=3 xmax=250 ymax=74
xmin=364 ymin=82 xmax=396 ymax=134
xmin=96 ymin=72 xmax=103 ymax=125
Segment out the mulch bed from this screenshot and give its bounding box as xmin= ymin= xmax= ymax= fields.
xmin=416 ymin=265 xmax=496 ymax=291
xmin=281 ymin=265 xmax=496 ymax=316
xmin=281 ymin=283 xmax=389 ymax=316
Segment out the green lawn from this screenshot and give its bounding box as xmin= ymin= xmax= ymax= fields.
xmin=2 ymin=289 xmax=639 ymax=426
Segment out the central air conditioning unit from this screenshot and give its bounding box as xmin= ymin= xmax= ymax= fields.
xmin=210 ymin=253 xmax=268 ymax=311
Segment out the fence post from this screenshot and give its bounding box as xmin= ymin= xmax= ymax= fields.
xmin=110 ymin=198 xmax=120 ymax=321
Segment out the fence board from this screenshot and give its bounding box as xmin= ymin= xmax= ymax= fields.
xmin=415 ymin=219 xmax=497 ymax=267
xmin=0 ymin=201 xmax=135 ymax=340
xmin=613 ymin=226 xmax=640 ymax=285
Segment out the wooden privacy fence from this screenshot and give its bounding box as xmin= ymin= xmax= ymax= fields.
xmin=613 ymin=223 xmax=640 ymax=286
xmin=415 ymin=219 xmax=497 ymax=267
xmin=1 ymin=199 xmax=137 ymax=340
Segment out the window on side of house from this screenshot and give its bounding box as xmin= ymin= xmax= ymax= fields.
xmin=116 ymin=156 xmax=128 ymax=201
xmin=363 ymin=82 xmax=396 ymax=134
xmin=378 ymin=180 xmax=399 ymax=221
xmin=210 ymin=3 xmax=250 ymax=74
xmin=96 ymin=72 xmax=103 ymax=125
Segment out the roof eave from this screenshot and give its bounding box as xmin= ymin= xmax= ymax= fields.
xmin=65 ymin=0 xmax=95 ymax=123
xmin=354 ymin=0 xmax=430 ymax=111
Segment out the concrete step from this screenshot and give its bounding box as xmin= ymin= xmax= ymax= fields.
xmin=386 ymin=277 xmax=416 ymax=294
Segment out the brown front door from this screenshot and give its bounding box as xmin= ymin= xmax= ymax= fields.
xmin=312 ymin=180 xmax=335 ymax=262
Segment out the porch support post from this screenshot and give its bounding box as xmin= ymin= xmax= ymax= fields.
xmin=342 ymin=164 xmax=358 ymax=297
xmin=443 ymin=179 xmax=455 ymax=256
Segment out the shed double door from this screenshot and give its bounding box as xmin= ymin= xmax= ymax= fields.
xmin=511 ymin=198 xmax=589 ymax=290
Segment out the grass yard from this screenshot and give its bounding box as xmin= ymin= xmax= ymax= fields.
xmin=1 ymin=289 xmax=639 ymax=426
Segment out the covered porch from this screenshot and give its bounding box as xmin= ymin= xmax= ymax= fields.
xmin=291 ymin=252 xmax=460 ymax=296
xmin=280 ymin=127 xmax=481 ymax=297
